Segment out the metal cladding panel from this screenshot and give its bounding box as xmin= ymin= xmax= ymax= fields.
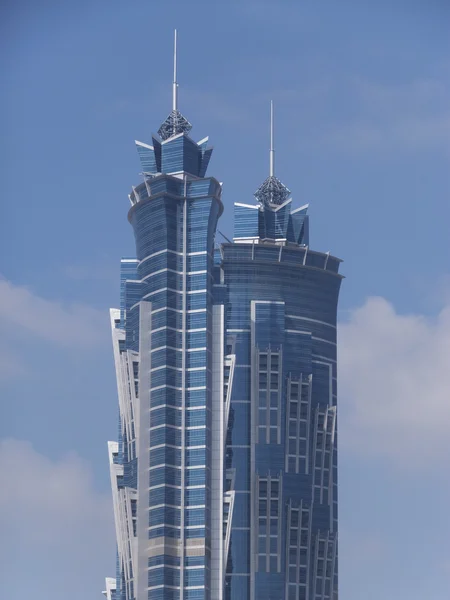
xmin=135 ymin=141 xmax=158 ymax=174
xmin=199 ymin=147 xmax=213 ymax=178
xmin=130 ymin=195 xmax=182 ymax=260
xmin=302 ymin=215 xmax=310 ymax=246
xmin=326 ymin=255 xmax=340 ymax=274
xmin=161 ymin=135 xmax=184 ymax=173
xmin=274 ymin=202 xmax=290 ymax=238
xmin=152 ymin=137 xmax=162 ymax=172
xmin=263 ymin=207 xmax=276 ymax=239
xmin=288 ymin=211 xmax=306 ymax=244
xmin=253 ymin=301 xmax=285 ymax=347
xmin=132 ymin=181 xmax=149 ymax=203
xmin=186 ymin=178 xmax=221 ymax=199
xmin=280 ymin=248 xmax=306 ymax=266
xmin=161 ymin=134 xmax=201 ymax=175
xmin=120 ymin=259 xmax=138 ymax=327
xmin=223 ymin=248 xmax=341 ymax=326
xmin=125 ymin=303 xmax=140 ymax=353
xmin=261 ymin=202 xmax=291 ymax=240
xmin=181 ymin=135 xmax=202 ymax=175
xmin=124 ymin=279 xmax=142 ymax=312
xmin=234 ymin=204 xmax=259 ymax=239
xmin=148 ymin=176 xmax=183 ymax=197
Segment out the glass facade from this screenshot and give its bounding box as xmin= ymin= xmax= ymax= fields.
xmin=221 ymin=232 xmax=341 ymax=600
xmin=105 ymin=104 xmax=342 ymax=600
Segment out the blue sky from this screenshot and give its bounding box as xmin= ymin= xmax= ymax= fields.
xmin=1 ymin=0 xmax=449 ymax=598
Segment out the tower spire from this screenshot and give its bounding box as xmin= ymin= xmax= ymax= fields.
xmin=172 ymin=29 xmax=178 ymax=112
xmin=269 ymin=100 xmax=274 ymax=177
xmin=254 ymin=100 xmax=291 ymax=206
xmin=157 ymin=30 xmax=192 ymax=141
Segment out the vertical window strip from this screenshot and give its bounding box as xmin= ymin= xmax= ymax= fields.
xmin=277 ymin=472 xmax=283 ymax=573
xmin=257 ymin=351 xmax=266 ymax=445
xmin=286 ymin=500 xmax=312 ymax=600
xmin=265 ymin=475 xmax=270 ymax=572
xmin=276 ymin=349 xmax=282 ymax=445
xmin=257 ymin=349 xmax=281 ymax=445
xmin=296 ymin=503 xmax=301 ymax=600
xmin=295 ymin=378 xmax=301 ymax=474
xmin=305 ymin=375 xmax=312 ymax=475
xmin=257 ymin=473 xmax=282 ymax=573
xmin=286 ymin=374 xmax=312 ymax=475
xmin=265 ymin=353 xmax=270 ymax=444
xmin=311 ymin=532 xmax=337 ymax=599
xmin=312 ymin=405 xmax=336 ymax=505
xmin=312 ymin=408 xmax=322 ymax=502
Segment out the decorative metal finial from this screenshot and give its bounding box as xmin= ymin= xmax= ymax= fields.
xmin=157 ymin=29 xmax=192 ymax=141
xmin=254 ymin=101 xmax=290 ymax=206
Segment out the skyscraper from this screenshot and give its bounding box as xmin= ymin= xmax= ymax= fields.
xmin=105 ymin=32 xmax=342 ymax=600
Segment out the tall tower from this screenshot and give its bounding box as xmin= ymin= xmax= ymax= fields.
xmin=220 ymin=102 xmax=342 ymax=599
xmin=105 ymin=40 xmax=343 ymax=600
xmin=106 ymin=31 xmax=224 ymax=600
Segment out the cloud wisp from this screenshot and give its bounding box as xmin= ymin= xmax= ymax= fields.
xmin=0 ymin=276 xmax=108 ymax=348
xmin=338 ymin=295 xmax=450 ymax=466
xmin=0 ymin=439 xmax=114 ymax=599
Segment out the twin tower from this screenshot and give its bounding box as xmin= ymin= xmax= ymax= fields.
xmin=105 ymin=31 xmax=342 ymax=600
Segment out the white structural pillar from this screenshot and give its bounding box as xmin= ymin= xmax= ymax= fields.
xmin=211 ymin=304 xmax=225 ymax=599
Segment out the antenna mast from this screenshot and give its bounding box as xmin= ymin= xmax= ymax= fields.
xmin=172 ymin=29 xmax=178 ymax=111
xmin=269 ymin=100 xmax=274 ymax=177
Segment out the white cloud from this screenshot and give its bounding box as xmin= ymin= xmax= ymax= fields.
xmin=338 ymin=296 xmax=450 ymax=466
xmin=0 ymin=276 xmax=108 ymax=348
xmin=0 ymin=439 xmax=115 ymax=599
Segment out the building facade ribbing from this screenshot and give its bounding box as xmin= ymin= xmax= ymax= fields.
xmin=104 ymin=84 xmax=342 ymax=600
